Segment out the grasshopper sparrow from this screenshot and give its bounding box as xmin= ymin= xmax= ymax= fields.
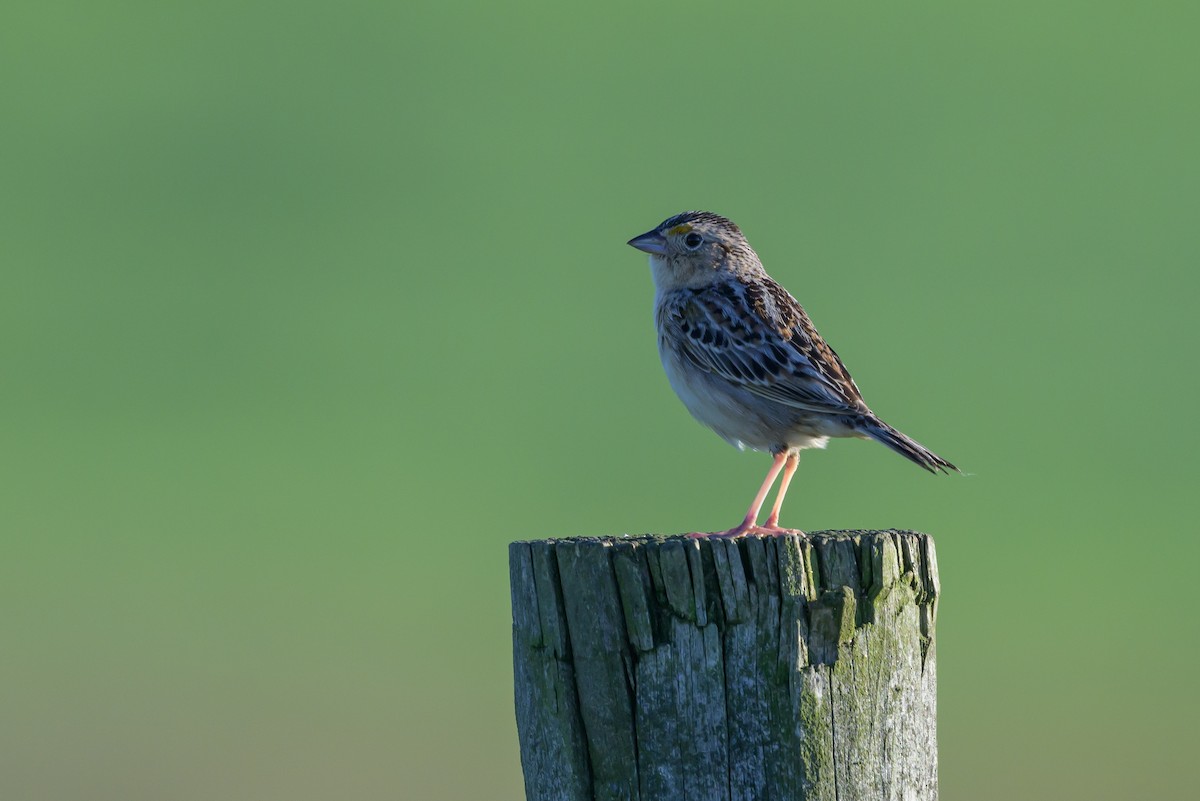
xmin=629 ymin=211 xmax=957 ymax=537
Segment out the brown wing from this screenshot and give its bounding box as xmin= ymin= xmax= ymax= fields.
xmin=659 ymin=278 xmax=871 ymax=417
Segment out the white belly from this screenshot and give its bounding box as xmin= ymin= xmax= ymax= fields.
xmin=657 ymin=336 xmax=843 ymax=453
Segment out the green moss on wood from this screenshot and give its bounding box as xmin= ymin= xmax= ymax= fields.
xmin=511 ymin=531 xmax=939 ymax=801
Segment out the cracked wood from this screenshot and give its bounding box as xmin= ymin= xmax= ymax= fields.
xmin=510 ymin=530 xmax=939 ymax=801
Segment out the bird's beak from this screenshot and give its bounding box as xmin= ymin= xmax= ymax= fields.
xmin=627 ymin=229 xmax=668 ymax=256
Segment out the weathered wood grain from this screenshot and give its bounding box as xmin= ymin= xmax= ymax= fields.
xmin=510 ymin=531 xmax=939 ymax=801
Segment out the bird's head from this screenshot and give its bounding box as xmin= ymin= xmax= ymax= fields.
xmin=628 ymin=211 xmax=759 ymax=290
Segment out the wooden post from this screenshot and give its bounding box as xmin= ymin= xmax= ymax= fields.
xmin=509 ymin=530 xmax=939 ymax=801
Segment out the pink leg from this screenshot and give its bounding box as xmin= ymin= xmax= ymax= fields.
xmin=762 ymin=452 xmax=800 ymax=530
xmin=699 ymin=452 xmax=789 ymax=539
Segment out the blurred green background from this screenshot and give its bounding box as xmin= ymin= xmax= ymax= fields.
xmin=2 ymin=1 xmax=1196 ymax=799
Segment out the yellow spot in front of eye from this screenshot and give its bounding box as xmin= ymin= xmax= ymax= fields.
xmin=667 ymin=224 xmax=693 ymax=236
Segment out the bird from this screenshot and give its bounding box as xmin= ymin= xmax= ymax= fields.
xmin=628 ymin=210 xmax=956 ymax=537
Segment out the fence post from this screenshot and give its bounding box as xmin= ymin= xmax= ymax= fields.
xmin=510 ymin=530 xmax=939 ymax=801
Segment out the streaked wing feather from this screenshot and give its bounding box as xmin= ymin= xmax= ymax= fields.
xmin=660 ymin=279 xmax=869 ymax=416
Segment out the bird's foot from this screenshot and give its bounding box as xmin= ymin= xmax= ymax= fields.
xmin=753 ymin=524 xmax=805 ymax=537
xmin=687 ymin=519 xmax=752 ymax=539
xmin=688 ymin=515 xmax=776 ymax=539
xmin=687 ymin=523 xmax=805 ymax=539
xmin=757 ymin=513 xmax=803 ymax=537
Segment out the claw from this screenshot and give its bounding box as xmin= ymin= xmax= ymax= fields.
xmin=753 ymin=525 xmax=804 ymax=537
xmin=688 ymin=522 xmax=752 ymax=539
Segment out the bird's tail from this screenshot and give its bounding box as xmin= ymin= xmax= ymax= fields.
xmin=862 ymin=418 xmax=958 ymax=474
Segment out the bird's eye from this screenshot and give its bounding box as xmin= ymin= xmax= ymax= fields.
xmin=684 ymin=232 xmax=703 ymax=249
